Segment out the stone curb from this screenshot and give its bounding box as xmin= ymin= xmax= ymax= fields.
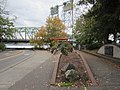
xmin=50 ymin=54 xmax=61 ymax=85
xmin=76 ymin=51 xmax=98 ymax=86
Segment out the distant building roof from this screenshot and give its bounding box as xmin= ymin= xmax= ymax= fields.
xmin=50 ymin=38 xmax=68 ymax=41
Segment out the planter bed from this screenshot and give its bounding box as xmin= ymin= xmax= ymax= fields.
xmin=52 ymin=51 xmax=97 ymax=87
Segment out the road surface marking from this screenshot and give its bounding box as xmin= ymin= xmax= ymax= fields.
xmin=0 ymin=51 xmax=24 ymax=61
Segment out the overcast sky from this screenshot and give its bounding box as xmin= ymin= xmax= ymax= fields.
xmin=6 ymin=0 xmax=65 ymax=27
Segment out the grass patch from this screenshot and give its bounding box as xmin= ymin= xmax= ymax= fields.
xmin=55 ymin=82 xmax=73 ymax=87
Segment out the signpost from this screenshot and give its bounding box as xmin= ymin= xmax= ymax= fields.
xmin=50 ymin=5 xmax=59 ymax=16
xmin=63 ymin=1 xmax=73 ymax=12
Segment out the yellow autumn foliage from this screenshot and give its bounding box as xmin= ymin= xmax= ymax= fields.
xmin=46 ymin=16 xmax=67 ymax=39
xmin=30 ymin=16 xmax=68 ymax=48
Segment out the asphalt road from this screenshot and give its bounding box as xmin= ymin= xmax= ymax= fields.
xmin=0 ymin=50 xmax=53 ymax=90
xmin=0 ymin=50 xmax=34 ymax=73
xmin=0 ymin=50 xmax=22 ymax=59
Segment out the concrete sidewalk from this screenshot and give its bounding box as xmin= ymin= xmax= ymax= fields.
xmin=79 ymin=51 xmax=120 ymax=90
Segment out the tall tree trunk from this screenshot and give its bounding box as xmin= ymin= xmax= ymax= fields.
xmin=113 ymin=31 xmax=117 ymax=44
xmin=0 ymin=35 xmax=3 ymax=43
xmin=104 ymin=33 xmax=109 ymax=44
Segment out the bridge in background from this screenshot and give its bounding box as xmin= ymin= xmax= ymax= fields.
xmin=3 ymin=27 xmax=39 ymax=43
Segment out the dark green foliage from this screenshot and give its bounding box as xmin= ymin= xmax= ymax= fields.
xmin=74 ymin=0 xmax=120 ymax=50
xmin=0 ymin=16 xmax=15 ymax=42
xmin=0 ymin=1 xmax=15 ymax=42
xmin=51 ymin=44 xmax=57 ymax=53
xmin=86 ymin=43 xmax=102 ymax=50
xmin=0 ymin=43 xmax=6 ymax=51
xmin=61 ymin=47 xmax=68 ymax=55
xmin=66 ymin=43 xmax=73 ymax=52
xmin=60 ymin=42 xmax=73 ymax=56
xmin=60 ymin=44 xmax=68 ymax=55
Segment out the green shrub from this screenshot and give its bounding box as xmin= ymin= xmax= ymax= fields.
xmin=61 ymin=45 xmax=68 ymax=55
xmin=0 ymin=43 xmax=6 ymax=51
xmin=51 ymin=44 xmax=58 ymax=53
xmin=86 ymin=43 xmax=102 ymax=50
xmin=60 ymin=42 xmax=73 ymax=56
xmin=67 ymin=43 xmax=73 ymax=52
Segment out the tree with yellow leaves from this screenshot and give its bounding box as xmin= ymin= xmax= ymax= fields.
xmin=30 ymin=26 xmax=47 ymax=48
xmin=46 ymin=16 xmax=67 ymax=46
xmin=30 ymin=16 xmax=67 ymax=48
xmin=46 ymin=16 xmax=67 ymax=39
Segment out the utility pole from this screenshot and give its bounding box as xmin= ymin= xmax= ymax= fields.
xmin=50 ymin=0 xmax=74 ymax=39
xmin=71 ymin=0 xmax=74 ymax=39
